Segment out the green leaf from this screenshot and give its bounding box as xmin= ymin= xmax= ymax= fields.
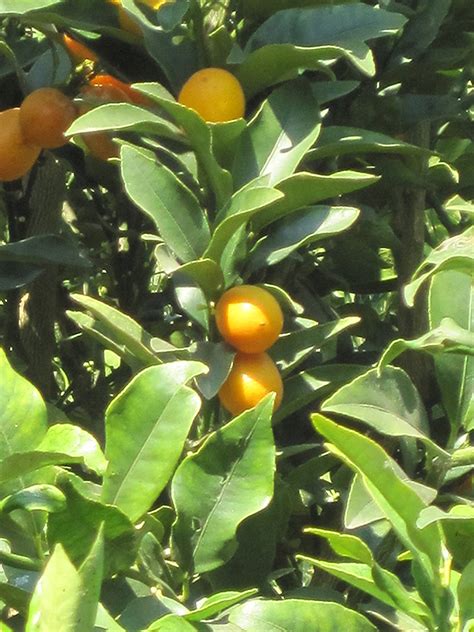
xmin=0 ymin=235 xmax=90 ymax=270
xmin=274 ymin=364 xmax=367 ymax=424
xmin=309 ymin=126 xmax=428 ymax=160
xmin=25 ymin=534 xmax=102 ymax=632
xmin=0 ymin=1 xmax=59 ymax=15
xmin=247 ymin=205 xmax=359 ymax=271
xmin=312 ymin=414 xmax=443 ymax=587
xmin=205 ymin=186 xmax=284 ymax=263
xmin=121 ymin=145 xmax=210 ymax=263
xmin=0 ymin=451 xmax=82 ymax=484
xmin=458 ymin=560 xmax=474 ymax=629
xmin=404 ymin=226 xmax=474 ymax=306
xmin=146 ymin=614 xmax=196 ymax=631
xmin=174 ymin=274 xmax=210 ymax=331
xmin=243 ymin=4 xmax=406 ymax=76
xmin=66 ymin=102 xmax=181 ymax=142
xmin=389 ymin=0 xmax=451 ymax=66
xmin=133 ymin=82 xmax=232 ymax=207
xmin=229 ymin=599 xmax=377 ymax=631
xmin=304 ymin=528 xmax=373 ymax=565
xmin=378 ymin=318 xmax=474 ymax=372
xmin=253 ymin=171 xmax=379 ymax=232
xmin=322 ymin=367 xmax=448 ymax=458
xmin=102 ymin=362 xmax=206 ymax=523
xmin=0 ymin=262 xmax=43 ymax=291
xmin=430 ymin=271 xmax=474 ymax=432
xmin=0 ymin=348 xmax=47 ymax=460
xmin=38 ymin=424 xmax=107 ymax=477
xmin=70 ymin=293 xmax=167 ymax=368
xmin=48 ymin=479 xmax=135 ymax=577
xmin=0 ymin=484 xmax=66 ymax=514
xmin=185 ymin=589 xmax=258 ymax=622
xmin=271 ymin=317 xmax=360 ymax=375
xmin=177 ymin=259 xmax=224 ymax=300
xmin=344 ymin=474 xmax=386 ymax=530
xmin=236 ymin=45 xmax=361 ymax=100
xmin=191 ymin=342 xmax=234 ymax=400
xmin=297 ymin=558 xmax=405 ymax=613
xmin=172 ymin=396 xmax=276 ymax=573
xmin=232 ymin=79 xmax=321 ymax=190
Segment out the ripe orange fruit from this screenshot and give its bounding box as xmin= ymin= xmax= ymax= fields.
xmin=19 ymin=88 xmax=77 ymax=149
xmin=0 ymin=108 xmax=41 ymax=182
xmin=215 ymin=285 xmax=283 ymax=353
xmin=78 ymin=83 xmax=131 ymax=161
xmin=178 ymin=68 xmax=245 ymax=123
xmin=218 ymin=352 xmax=283 ymax=416
xmin=62 ymin=34 xmax=98 ymax=64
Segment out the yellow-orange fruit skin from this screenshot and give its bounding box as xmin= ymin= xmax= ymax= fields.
xmin=0 ymin=108 xmax=41 ymax=182
xmin=218 ymin=352 xmax=283 ymax=417
xmin=178 ymin=68 xmax=245 ymax=123
xmin=215 ymin=285 xmax=283 ymax=353
xmin=20 ymin=88 xmax=77 ymax=149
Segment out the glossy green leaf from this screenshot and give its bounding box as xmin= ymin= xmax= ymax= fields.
xmin=191 ymin=342 xmax=234 ymax=400
xmin=244 ymin=4 xmax=406 ymax=75
xmin=253 ymin=171 xmax=378 ymax=231
xmin=322 ymin=367 xmax=448 ymax=458
xmin=430 ymin=271 xmax=474 ymax=432
xmin=102 ymin=362 xmax=205 ymax=522
xmin=38 ymin=423 xmax=107 ymax=477
xmin=309 ymin=126 xmax=428 ymax=160
xmin=25 ymin=534 xmax=102 ymax=632
xmin=304 ymin=528 xmax=373 ymax=565
xmin=146 ymin=615 xmax=196 ymax=631
xmin=344 ymin=474 xmax=386 ymax=530
xmin=174 ymin=274 xmax=210 ymax=331
xmin=70 ymin=293 xmax=167 ymax=368
xmin=67 ymin=102 xmax=181 ymax=141
xmin=0 ymin=348 xmax=47 ymax=460
xmin=121 ymin=145 xmax=210 ymax=263
xmin=229 ymin=598 xmax=377 ymax=631
xmin=0 ymin=484 xmax=65 ymax=514
xmin=177 ymin=259 xmax=224 ymax=299
xmin=274 ymin=364 xmax=367 ymax=424
xmin=312 ymin=414 xmax=443 ymax=583
xmin=378 ymin=318 xmax=474 ymax=372
xmin=232 ymin=79 xmax=321 ymax=190
xmin=185 ymin=589 xmax=258 ymax=622
xmin=458 ymin=560 xmax=474 ymax=628
xmin=248 ymin=205 xmax=359 ymax=271
xmin=271 ymin=317 xmax=360 ymax=375
xmin=48 ymin=479 xmax=135 ymax=577
xmin=172 ymin=396 xmax=276 ymax=573
xmin=0 ymin=451 xmax=82 ymax=484
xmin=404 ymin=226 xmax=474 ymax=306
xmin=0 ymin=235 xmax=90 ymax=270
xmin=205 ymin=186 xmax=284 ymax=263
xmin=0 ymin=262 xmax=43 ymax=291
xmin=236 ymin=45 xmax=362 ymax=100
xmin=0 ymin=0 xmax=59 ymax=14
xmin=298 ymin=558 xmax=412 ymax=615
xmin=133 ymin=82 xmax=232 ymax=206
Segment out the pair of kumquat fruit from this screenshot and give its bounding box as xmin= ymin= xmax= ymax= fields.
xmin=0 ymin=87 xmax=77 ymax=182
xmin=215 ymin=286 xmax=284 ymax=417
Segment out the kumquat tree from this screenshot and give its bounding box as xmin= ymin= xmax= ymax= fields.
xmin=0 ymin=0 xmax=473 ymax=630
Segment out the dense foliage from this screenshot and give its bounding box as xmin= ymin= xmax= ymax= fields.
xmin=0 ymin=0 xmax=473 ymax=630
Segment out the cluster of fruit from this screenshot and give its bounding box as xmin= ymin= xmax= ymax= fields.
xmin=0 ymin=28 xmax=245 ymax=183
xmin=215 ymin=286 xmax=284 ymax=416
